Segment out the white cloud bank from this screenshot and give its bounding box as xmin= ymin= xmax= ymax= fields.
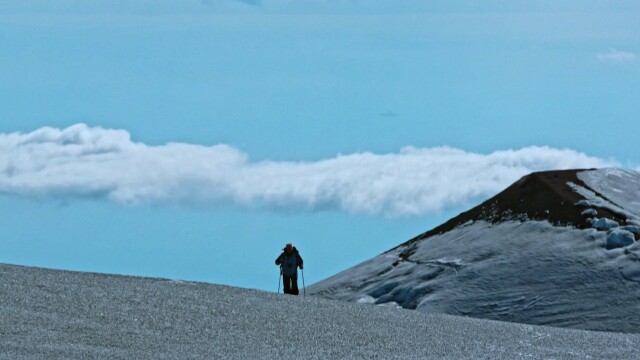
xmin=0 ymin=124 xmax=616 ymax=216
xmin=597 ymin=49 xmax=637 ymax=63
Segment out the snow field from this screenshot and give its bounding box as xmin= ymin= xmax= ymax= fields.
xmin=1 ymin=263 xmax=640 ymax=359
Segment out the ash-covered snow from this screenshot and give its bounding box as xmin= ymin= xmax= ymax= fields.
xmin=1 ymin=263 xmax=640 ymax=360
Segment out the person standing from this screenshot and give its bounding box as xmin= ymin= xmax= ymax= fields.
xmin=275 ymin=243 xmax=304 ymax=295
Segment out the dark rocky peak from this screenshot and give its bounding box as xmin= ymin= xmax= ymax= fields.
xmin=398 ymin=169 xmax=633 ymax=258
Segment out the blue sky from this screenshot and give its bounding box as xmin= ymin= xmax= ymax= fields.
xmin=1 ymin=0 xmax=639 ymax=290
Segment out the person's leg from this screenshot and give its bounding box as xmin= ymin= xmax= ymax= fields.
xmin=283 ymin=275 xmax=292 ymax=294
xmin=291 ymin=273 xmax=299 ymax=295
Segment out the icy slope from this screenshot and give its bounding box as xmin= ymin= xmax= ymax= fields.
xmin=309 ymin=168 xmax=640 ymax=333
xmin=1 ymin=263 xmax=639 ymax=360
xmin=578 ymin=168 xmax=640 ymax=224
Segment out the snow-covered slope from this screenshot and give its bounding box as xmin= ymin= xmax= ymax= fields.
xmin=309 ymin=168 xmax=640 ymax=333
xmin=1 ymin=263 xmax=639 ymax=359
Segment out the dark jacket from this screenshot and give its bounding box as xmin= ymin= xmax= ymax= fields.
xmin=275 ymin=248 xmax=303 ymax=277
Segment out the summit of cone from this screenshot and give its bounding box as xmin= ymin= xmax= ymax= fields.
xmin=406 ymin=169 xmax=630 ymax=243
xmin=395 ymin=169 xmax=638 ymax=261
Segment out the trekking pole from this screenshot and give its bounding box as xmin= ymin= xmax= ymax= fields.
xmin=301 ymin=268 xmax=306 ymax=298
xmin=277 ymin=268 xmax=282 ymax=293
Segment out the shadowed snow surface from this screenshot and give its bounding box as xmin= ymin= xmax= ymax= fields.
xmin=309 ymin=221 xmax=640 ymax=333
xmin=1 ymin=263 xmax=640 ymax=359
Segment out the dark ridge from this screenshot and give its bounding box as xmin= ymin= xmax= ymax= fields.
xmin=393 ymin=169 xmax=631 ymax=260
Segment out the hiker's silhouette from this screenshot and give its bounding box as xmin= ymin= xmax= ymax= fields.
xmin=275 ymin=243 xmax=304 ymax=295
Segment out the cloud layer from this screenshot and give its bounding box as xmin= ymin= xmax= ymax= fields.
xmin=0 ymin=124 xmax=616 ymax=216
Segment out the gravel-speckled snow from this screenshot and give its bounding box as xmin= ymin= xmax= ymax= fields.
xmin=2 ymin=263 xmax=639 ymax=359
